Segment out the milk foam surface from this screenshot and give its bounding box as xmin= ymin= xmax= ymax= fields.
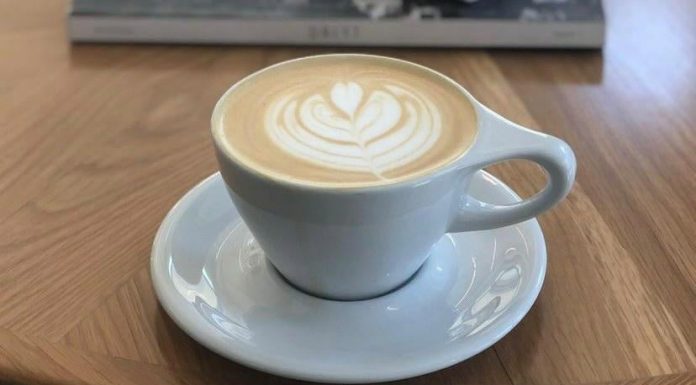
xmin=215 ymin=55 xmax=478 ymax=187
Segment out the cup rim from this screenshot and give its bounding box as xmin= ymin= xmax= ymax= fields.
xmin=210 ymin=53 xmax=482 ymax=194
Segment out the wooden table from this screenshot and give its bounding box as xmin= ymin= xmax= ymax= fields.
xmin=1 ymin=1 xmax=694 ymax=384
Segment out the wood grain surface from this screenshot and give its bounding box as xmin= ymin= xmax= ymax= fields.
xmin=1 ymin=0 xmax=694 ymax=384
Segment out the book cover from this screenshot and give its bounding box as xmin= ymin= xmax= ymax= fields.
xmin=69 ymin=0 xmax=605 ymax=48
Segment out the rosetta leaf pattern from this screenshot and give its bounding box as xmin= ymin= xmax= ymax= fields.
xmin=265 ymin=81 xmax=441 ymax=178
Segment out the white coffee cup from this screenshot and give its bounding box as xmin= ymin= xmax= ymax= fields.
xmin=211 ymin=54 xmax=575 ymax=300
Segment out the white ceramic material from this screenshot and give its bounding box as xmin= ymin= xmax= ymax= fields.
xmin=210 ymin=54 xmax=575 ymax=300
xmin=151 ymin=172 xmax=546 ymax=384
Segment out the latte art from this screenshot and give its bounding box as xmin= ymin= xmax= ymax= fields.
xmin=266 ymin=81 xmax=441 ymax=179
xmin=214 ymin=55 xmax=478 ymax=187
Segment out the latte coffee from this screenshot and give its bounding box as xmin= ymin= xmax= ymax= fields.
xmin=213 ymin=55 xmax=478 ymax=187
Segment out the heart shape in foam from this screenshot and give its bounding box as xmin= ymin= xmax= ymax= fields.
xmin=330 ymin=82 xmax=363 ymax=118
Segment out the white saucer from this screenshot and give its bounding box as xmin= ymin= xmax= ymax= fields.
xmin=151 ymin=172 xmax=546 ymax=383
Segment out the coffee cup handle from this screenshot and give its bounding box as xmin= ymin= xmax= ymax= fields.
xmin=447 ymin=107 xmax=576 ymax=232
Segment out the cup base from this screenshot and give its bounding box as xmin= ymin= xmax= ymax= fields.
xmin=268 ymin=259 xmax=428 ymax=302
